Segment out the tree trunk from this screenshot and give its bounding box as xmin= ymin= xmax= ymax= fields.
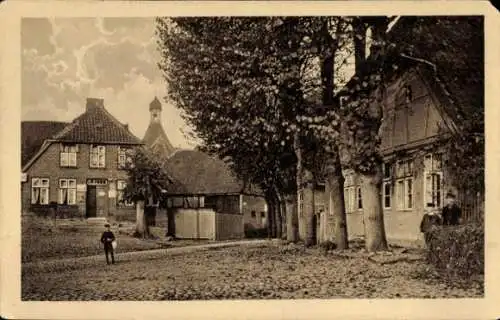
xmin=286 ymin=194 xmax=299 ymax=242
xmin=319 ymin=24 xmax=347 ymax=247
xmin=281 ymin=197 xmax=287 ymax=239
xmin=166 ymin=208 xmax=176 ymax=237
xmin=135 ymin=200 xmax=149 ymax=238
xmin=353 ymin=17 xmax=367 ymax=74
xmin=326 ymin=153 xmax=348 ymax=249
xmin=360 ymin=165 xmax=388 ymax=252
xmin=294 ymin=131 xmax=305 ymax=241
xmin=303 ymin=168 xmax=316 ymax=247
xmin=275 ymin=197 xmax=282 ymax=239
xmin=266 ymin=197 xmax=276 ymax=238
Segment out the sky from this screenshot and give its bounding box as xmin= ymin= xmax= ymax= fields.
xmin=20 ymin=17 xmax=398 ymax=150
xmin=21 ymin=17 xmax=197 ymax=149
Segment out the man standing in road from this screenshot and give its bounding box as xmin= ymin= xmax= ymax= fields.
xmin=100 ymin=223 xmax=116 ymax=265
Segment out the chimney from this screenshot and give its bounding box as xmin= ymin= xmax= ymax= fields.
xmin=124 ymin=123 xmax=129 ymax=131
xmin=86 ymin=98 xmax=105 ymax=112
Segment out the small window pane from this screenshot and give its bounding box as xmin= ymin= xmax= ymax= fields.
xmin=40 ymin=189 xmax=49 ymax=205
xmin=68 ymin=189 xmax=76 ymax=204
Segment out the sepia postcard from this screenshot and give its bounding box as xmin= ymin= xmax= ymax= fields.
xmin=1 ymin=1 xmax=499 ymax=319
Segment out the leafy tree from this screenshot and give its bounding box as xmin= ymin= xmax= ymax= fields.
xmin=339 ymin=16 xmax=393 ymax=252
xmin=123 ymin=147 xmax=181 ymax=238
xmin=157 ymin=17 xmax=356 ymax=246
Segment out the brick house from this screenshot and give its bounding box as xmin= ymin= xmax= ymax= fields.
xmin=163 ymin=149 xmax=267 ymax=240
xmin=21 ymin=98 xmax=144 ymax=220
xmin=319 ymin=16 xmax=483 ymax=244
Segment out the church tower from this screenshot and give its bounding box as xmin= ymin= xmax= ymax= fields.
xmin=150 ymin=96 xmax=162 ymax=123
xmin=143 ymin=96 xmax=176 ymax=158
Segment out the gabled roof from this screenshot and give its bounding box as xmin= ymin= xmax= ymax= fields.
xmin=143 ymin=122 xmax=175 ymax=157
xmin=21 ymin=121 xmax=69 ymax=167
xmin=386 ymin=16 xmax=483 ymax=127
xmin=339 ymin=16 xmax=483 ymax=130
xmin=22 ymin=98 xmax=144 ymax=172
xmin=53 ymin=101 xmax=143 ymax=145
xmin=164 ymin=149 xmax=261 ymax=196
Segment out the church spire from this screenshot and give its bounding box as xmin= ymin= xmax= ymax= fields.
xmin=149 ymin=96 xmax=162 ymax=123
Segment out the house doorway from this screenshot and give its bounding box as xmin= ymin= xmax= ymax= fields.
xmin=86 ymin=186 xmax=97 ymax=218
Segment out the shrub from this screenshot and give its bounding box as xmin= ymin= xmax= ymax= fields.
xmin=244 ymin=223 xmax=268 ymax=239
xmin=319 ymin=240 xmax=337 ymax=254
xmin=426 ymin=222 xmax=484 ymax=279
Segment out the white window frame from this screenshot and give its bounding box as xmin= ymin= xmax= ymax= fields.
xmin=424 ymin=153 xmax=444 ymax=209
xmin=382 ymin=162 xmax=393 ymax=210
xmin=31 ymin=178 xmax=50 ymax=205
xmin=116 ymin=180 xmax=134 ymax=207
xmin=118 ymin=146 xmax=132 ymax=169
xmin=357 ymin=186 xmax=363 ymax=210
xmin=343 ymin=186 xmax=356 ymax=213
xmin=58 ymin=179 xmax=77 ymax=205
xmin=90 ymin=145 xmax=106 ymax=168
xmin=383 ymin=181 xmax=392 ymax=209
xmin=60 ymin=144 xmax=78 ymax=167
xmin=396 ymin=177 xmax=413 ymax=210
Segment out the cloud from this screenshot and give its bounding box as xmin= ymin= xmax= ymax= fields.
xmin=21 ymin=17 xmax=193 ymax=149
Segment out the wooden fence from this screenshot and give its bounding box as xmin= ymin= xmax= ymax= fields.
xmin=457 ymin=191 xmax=484 ymax=223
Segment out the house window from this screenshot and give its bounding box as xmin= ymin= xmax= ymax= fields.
xmin=31 ymin=178 xmax=49 ymax=205
xmin=395 ymin=159 xmax=414 ymax=211
xmin=357 ymin=187 xmax=363 ymax=210
xmin=425 ymin=172 xmax=442 ymax=208
xmin=396 ymin=177 xmax=413 ymax=210
xmin=251 ymin=211 xmax=256 ymax=218
xmin=116 ymin=180 xmax=133 ymax=207
xmin=424 ymin=153 xmax=443 ymax=208
xmin=60 ymin=144 xmax=78 ymax=167
xmin=58 ymin=179 xmax=76 ymax=205
xmin=90 ymin=145 xmax=106 ymax=168
xmin=382 ymin=162 xmax=393 ymax=209
xmin=118 ymin=147 xmax=131 ymax=169
xmin=383 ymin=181 xmax=391 ymax=209
xmin=424 ymin=153 xmax=442 ymax=172
xmin=396 ymin=159 xmax=414 ymax=178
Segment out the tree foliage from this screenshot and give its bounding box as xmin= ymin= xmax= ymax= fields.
xmin=123 ymin=147 xmax=177 ymax=203
xmin=157 ymin=17 xmax=358 ymax=244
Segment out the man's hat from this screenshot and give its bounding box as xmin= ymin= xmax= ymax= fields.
xmin=104 ymin=223 xmax=111 ymax=227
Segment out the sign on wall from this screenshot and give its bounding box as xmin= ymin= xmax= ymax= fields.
xmin=76 ymin=184 xmax=87 ymax=192
xmin=87 ymin=178 xmax=108 ymax=186
xmin=108 ymin=190 xmax=116 ymax=198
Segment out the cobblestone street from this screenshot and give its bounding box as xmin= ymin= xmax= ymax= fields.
xmin=22 ymin=242 xmax=483 ymax=300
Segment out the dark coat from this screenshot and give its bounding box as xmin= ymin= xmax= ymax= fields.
xmin=100 ymin=230 xmax=115 ymax=248
xmin=420 ymin=213 xmax=443 ymax=234
xmin=442 ymin=204 xmax=462 ymax=226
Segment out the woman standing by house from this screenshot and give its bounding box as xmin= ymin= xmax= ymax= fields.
xmin=420 ymin=203 xmax=443 ymax=246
